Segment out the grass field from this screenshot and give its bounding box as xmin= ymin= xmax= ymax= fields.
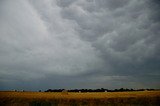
xmin=0 ymin=91 xmax=160 ymax=106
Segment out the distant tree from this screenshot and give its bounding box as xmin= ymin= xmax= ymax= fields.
xmin=119 ymin=88 xmax=124 ymax=92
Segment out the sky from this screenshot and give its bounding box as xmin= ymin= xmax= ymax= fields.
xmin=0 ymin=0 xmax=160 ymax=91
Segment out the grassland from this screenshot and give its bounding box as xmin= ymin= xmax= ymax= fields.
xmin=0 ymin=91 xmax=160 ymax=106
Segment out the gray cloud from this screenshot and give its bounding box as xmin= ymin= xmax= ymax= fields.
xmin=0 ymin=0 xmax=160 ymax=90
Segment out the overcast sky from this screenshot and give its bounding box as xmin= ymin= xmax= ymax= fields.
xmin=0 ymin=0 xmax=160 ymax=91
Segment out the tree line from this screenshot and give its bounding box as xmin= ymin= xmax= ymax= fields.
xmin=44 ymin=88 xmax=156 ymax=92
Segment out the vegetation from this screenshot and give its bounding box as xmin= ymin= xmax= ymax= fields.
xmin=0 ymin=90 xmax=160 ymax=106
xmin=45 ymin=88 xmax=157 ymax=92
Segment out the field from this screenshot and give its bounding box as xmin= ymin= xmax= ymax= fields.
xmin=0 ymin=91 xmax=160 ymax=106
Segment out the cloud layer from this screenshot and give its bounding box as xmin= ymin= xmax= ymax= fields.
xmin=0 ymin=0 xmax=160 ymax=90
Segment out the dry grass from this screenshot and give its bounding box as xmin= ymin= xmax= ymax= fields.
xmin=0 ymin=91 xmax=160 ymax=106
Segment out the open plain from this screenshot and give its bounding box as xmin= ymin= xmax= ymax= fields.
xmin=0 ymin=91 xmax=160 ymax=106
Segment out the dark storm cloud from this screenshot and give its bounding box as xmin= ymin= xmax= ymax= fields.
xmin=0 ymin=0 xmax=160 ymax=90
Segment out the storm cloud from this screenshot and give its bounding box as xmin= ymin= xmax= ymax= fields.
xmin=0 ymin=0 xmax=160 ymax=90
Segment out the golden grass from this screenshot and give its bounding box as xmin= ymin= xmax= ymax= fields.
xmin=0 ymin=91 xmax=160 ymax=99
xmin=0 ymin=91 xmax=160 ymax=106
